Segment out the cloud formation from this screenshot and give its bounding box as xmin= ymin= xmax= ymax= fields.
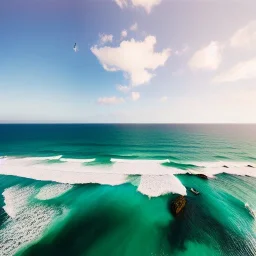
xmin=97 ymin=96 xmax=125 ymax=105
xmin=91 ymin=35 xmax=171 ymax=87
xmin=99 ymin=34 xmax=113 ymax=45
xmin=230 ymin=20 xmax=256 ymax=49
xmin=114 ymin=0 xmax=162 ymax=13
xmin=130 ymin=23 xmax=138 ymax=31
xmin=115 ymin=0 xmax=128 ymax=9
xmin=213 ymin=58 xmax=256 ymax=83
xmin=188 ymin=41 xmax=222 ymax=70
xmin=117 ymin=85 xmax=130 ymax=93
xmin=131 ymin=92 xmax=140 ymax=101
xmin=121 ymin=30 xmax=128 ymax=38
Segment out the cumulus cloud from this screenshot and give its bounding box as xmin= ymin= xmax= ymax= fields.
xmin=121 ymin=30 xmax=128 ymax=38
xmin=130 ymin=23 xmax=138 ymax=31
xmin=131 ymin=92 xmax=140 ymax=101
xmin=99 ymin=34 xmax=113 ymax=45
xmin=160 ymin=96 xmax=168 ymax=102
xmin=213 ymin=58 xmax=256 ymax=83
xmin=97 ymin=96 xmax=125 ymax=105
xmin=230 ymin=20 xmax=256 ymax=49
xmin=91 ymin=35 xmax=171 ymax=87
xmin=114 ymin=0 xmax=162 ymax=13
xmin=117 ymin=85 xmax=130 ymax=93
xmin=188 ymin=41 xmax=222 ymax=70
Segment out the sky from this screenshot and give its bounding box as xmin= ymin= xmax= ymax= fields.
xmin=1 ymin=0 xmax=256 ymax=123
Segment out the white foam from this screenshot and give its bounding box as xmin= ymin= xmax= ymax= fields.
xmin=2 ymin=186 xmax=36 ymax=218
xmin=111 ymin=158 xmax=170 ymax=163
xmin=0 ymin=156 xmax=7 ymax=165
xmin=0 ymin=157 xmax=187 ymax=196
xmin=191 ymin=161 xmax=255 ymax=169
xmin=60 ymin=158 xmax=96 ymax=163
xmin=21 ymin=155 xmax=63 ymax=161
xmin=0 ymin=157 xmax=255 ymax=199
xmin=138 ymin=175 xmax=187 ymax=197
xmin=36 ymin=184 xmax=73 ymax=200
xmin=188 ymin=161 xmax=256 ymax=178
xmin=0 ymin=185 xmax=67 ymax=255
xmin=245 ymin=203 xmax=256 ymax=218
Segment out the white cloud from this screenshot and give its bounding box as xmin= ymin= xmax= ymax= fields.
xmin=188 ymin=41 xmax=222 ymax=70
xmin=97 ymin=96 xmax=125 ymax=105
xmin=117 ymin=85 xmax=130 ymax=93
xmin=121 ymin=30 xmax=128 ymax=38
xmin=131 ymin=0 xmax=162 ymax=13
xmin=230 ymin=20 xmax=256 ymax=49
xmin=130 ymin=23 xmax=138 ymax=31
xmin=91 ymin=35 xmax=171 ymax=87
xmin=114 ymin=0 xmax=128 ymax=9
xmin=213 ymin=57 xmax=256 ymax=83
xmin=160 ymin=96 xmax=168 ymax=102
xmin=131 ymin=92 xmax=140 ymax=101
xmin=114 ymin=0 xmax=161 ymax=13
xmin=99 ymin=34 xmax=113 ymax=45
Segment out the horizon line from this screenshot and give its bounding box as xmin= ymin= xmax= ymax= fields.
xmin=0 ymin=122 xmax=256 ymax=125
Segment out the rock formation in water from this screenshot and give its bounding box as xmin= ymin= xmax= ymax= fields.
xmin=196 ymin=174 xmax=208 ymax=180
xmin=170 ymin=195 xmax=186 ymax=216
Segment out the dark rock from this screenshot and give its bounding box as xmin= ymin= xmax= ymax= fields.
xmin=196 ymin=174 xmax=208 ymax=180
xmin=171 ymin=195 xmax=186 ymax=216
xmin=223 ymin=165 xmax=229 ymax=168
xmin=247 ymin=165 xmax=254 ymax=168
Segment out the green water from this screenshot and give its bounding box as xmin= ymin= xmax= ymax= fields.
xmin=0 ymin=124 xmax=255 ymax=255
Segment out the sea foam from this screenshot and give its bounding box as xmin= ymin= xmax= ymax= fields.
xmin=36 ymin=184 xmax=73 ymax=200
xmin=60 ymin=158 xmax=96 ymax=163
xmin=111 ymin=158 xmax=170 ymax=163
xmin=138 ymin=175 xmax=186 ymax=197
xmin=190 ymin=161 xmax=256 ymax=178
xmin=0 ymin=185 xmax=67 ymax=255
xmin=22 ymin=155 xmax=63 ymax=161
xmin=2 ymin=186 xmax=36 ymax=218
xmin=0 ymin=157 xmax=187 ymax=197
xmin=0 ymin=157 xmax=255 ymax=198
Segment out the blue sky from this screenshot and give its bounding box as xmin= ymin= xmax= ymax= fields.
xmin=1 ymin=0 xmax=256 ymax=123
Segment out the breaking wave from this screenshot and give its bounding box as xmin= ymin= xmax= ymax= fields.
xmin=190 ymin=161 xmax=256 ymax=178
xmin=60 ymin=158 xmax=96 ymax=163
xmin=0 ymin=157 xmax=255 ymax=197
xmin=138 ymin=175 xmax=186 ymax=197
xmin=22 ymin=155 xmax=63 ymax=161
xmin=0 ymin=185 xmax=67 ymax=255
xmin=110 ymin=158 xmax=170 ymax=163
xmin=35 ymin=184 xmax=73 ymax=200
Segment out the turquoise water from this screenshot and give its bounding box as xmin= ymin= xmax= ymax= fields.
xmin=0 ymin=124 xmax=255 ymax=255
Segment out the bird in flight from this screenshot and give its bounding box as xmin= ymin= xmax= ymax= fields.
xmin=73 ymin=43 xmax=78 ymax=52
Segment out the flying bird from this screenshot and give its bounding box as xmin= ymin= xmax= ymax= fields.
xmin=73 ymin=43 xmax=78 ymax=52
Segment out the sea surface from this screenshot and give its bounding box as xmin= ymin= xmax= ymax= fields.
xmin=0 ymin=124 xmax=255 ymax=255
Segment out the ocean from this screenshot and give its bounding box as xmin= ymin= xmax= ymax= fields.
xmin=0 ymin=124 xmax=255 ymax=255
